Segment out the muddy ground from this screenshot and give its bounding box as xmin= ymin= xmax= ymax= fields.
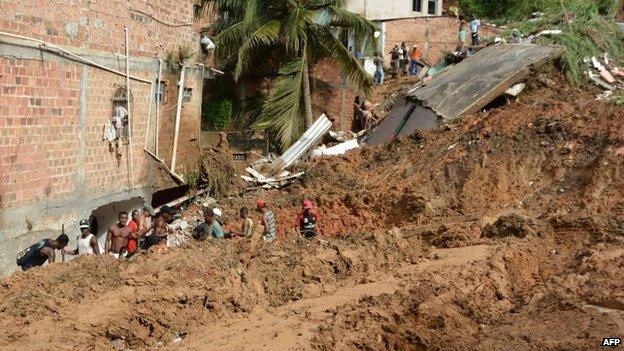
xmin=1 ymin=71 xmax=623 ymax=350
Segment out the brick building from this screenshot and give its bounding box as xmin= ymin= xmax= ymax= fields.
xmin=0 ymin=0 xmax=207 ymax=274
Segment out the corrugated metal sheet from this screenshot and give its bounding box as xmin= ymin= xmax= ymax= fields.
xmin=409 ymin=44 xmax=565 ymax=121
xmin=264 ymin=114 xmax=332 ymax=175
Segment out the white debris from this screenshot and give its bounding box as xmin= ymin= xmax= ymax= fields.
xmin=312 ymin=139 xmax=360 ymax=157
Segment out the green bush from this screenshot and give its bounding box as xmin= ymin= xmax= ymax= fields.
xmin=202 ymin=98 xmax=233 ymax=130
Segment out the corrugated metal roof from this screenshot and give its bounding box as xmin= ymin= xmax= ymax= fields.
xmin=264 ymin=114 xmax=332 ymax=175
xmin=408 ymin=44 xmax=565 ymax=121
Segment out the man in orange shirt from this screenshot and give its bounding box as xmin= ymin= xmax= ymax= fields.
xmin=409 ymin=44 xmax=422 ymax=76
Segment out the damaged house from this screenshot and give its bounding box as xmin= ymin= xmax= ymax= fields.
xmin=0 ymin=0 xmax=209 ymax=274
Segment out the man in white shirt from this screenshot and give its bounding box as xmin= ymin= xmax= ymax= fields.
xmin=470 ymin=16 xmax=481 ymax=46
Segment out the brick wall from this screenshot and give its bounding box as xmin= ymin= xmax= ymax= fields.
xmin=383 ymin=16 xmax=501 ymax=64
xmin=311 ymin=59 xmax=359 ymax=131
xmin=0 ymin=0 xmax=197 ymax=59
xmin=0 ymin=0 xmax=205 ymax=269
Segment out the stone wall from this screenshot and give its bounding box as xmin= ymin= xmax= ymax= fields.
xmin=0 ymin=0 xmax=204 ymax=274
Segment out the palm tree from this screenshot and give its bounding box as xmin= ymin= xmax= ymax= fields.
xmin=200 ymin=0 xmax=379 ymax=148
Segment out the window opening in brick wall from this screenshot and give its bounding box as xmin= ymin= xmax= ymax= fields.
xmin=183 ymin=87 xmax=193 ymax=103
xmin=155 ymin=80 xmax=166 ymax=104
xmin=427 ymin=0 xmax=438 ymax=15
xmin=111 ymin=86 xmax=134 ymax=143
xmin=413 ymin=0 xmax=422 ymax=12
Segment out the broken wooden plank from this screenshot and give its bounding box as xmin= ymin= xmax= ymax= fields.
xmin=245 ymin=167 xmax=267 ymax=181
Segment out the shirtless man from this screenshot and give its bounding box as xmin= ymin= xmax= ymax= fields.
xmin=105 ymin=211 xmax=132 ymax=258
xmin=140 ymin=205 xmax=174 ymax=250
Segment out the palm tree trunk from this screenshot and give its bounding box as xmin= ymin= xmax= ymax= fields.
xmin=302 ymin=61 xmax=314 ymax=128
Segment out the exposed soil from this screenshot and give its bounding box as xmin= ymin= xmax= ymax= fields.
xmin=1 ymin=70 xmax=624 ymax=350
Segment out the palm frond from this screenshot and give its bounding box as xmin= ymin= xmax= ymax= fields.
xmin=234 ymin=20 xmax=282 ymax=80
xmin=313 ymin=30 xmax=373 ymax=96
xmin=254 ymin=59 xmax=307 ymax=148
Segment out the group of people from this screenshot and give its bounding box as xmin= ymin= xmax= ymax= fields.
xmin=458 ymin=16 xmax=481 ymax=54
xmin=16 ymin=198 xmax=320 ymax=271
xmin=371 ymin=42 xmax=423 ymax=86
xmin=370 ymin=15 xmax=482 ymax=86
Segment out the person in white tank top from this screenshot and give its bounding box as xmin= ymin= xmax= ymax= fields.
xmin=62 ymin=219 xmax=102 ymax=257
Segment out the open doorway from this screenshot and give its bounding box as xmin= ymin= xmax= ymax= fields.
xmin=89 ymin=197 xmax=145 ymax=249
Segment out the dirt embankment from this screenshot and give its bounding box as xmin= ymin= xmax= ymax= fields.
xmin=1 ymin=71 xmax=623 ymax=350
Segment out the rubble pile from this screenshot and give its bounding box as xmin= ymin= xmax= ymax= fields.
xmin=1 ymin=69 xmax=623 ymax=351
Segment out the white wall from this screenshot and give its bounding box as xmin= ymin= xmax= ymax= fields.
xmin=346 ymin=0 xmax=442 ymax=20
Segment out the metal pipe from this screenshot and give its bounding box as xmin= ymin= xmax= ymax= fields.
xmin=0 ymin=30 xmax=151 ymax=84
xmin=156 ymin=58 xmax=163 ymax=157
xmin=124 ymin=26 xmax=135 ymax=188
xmin=144 ymin=70 xmax=155 ymax=151
xmin=171 ymin=65 xmax=186 ymax=173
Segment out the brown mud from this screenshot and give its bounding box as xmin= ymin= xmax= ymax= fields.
xmin=1 ymin=71 xmax=623 ymax=350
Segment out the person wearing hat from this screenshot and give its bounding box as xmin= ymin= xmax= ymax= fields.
xmin=63 ymin=219 xmax=101 ymax=257
xmin=294 ymin=199 xmax=319 ymax=239
xmin=256 ymin=199 xmax=276 ymax=242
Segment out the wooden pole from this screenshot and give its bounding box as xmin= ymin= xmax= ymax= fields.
xmin=171 ymin=65 xmax=186 ymax=173
xmin=156 ymin=58 xmax=163 ymax=157
xmin=61 ymin=224 xmax=65 ymax=263
xmin=124 ymin=26 xmax=135 ymax=188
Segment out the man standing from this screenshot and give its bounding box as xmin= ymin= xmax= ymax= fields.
xmin=126 ymin=210 xmax=140 ymax=257
xmin=400 ymin=42 xmax=409 ymax=76
xmin=470 ymin=15 xmax=481 ymax=46
xmin=105 ymin=211 xmax=132 ymax=258
xmin=373 ymin=53 xmax=384 ymax=86
xmin=256 ymin=199 xmax=276 ymax=242
xmin=192 ymin=208 xmax=225 ymax=240
xmin=294 ymin=200 xmax=319 ymax=239
xmin=409 ymin=44 xmax=422 ymax=76
xmin=140 ymin=205 xmax=174 ymax=250
xmin=63 ymin=219 xmax=101 ymax=257
xmin=389 ymin=45 xmax=400 ymax=79
xmin=17 ymin=234 xmax=69 ymax=271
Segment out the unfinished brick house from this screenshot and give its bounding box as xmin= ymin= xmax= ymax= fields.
xmin=0 ymin=0 xmax=207 ymax=273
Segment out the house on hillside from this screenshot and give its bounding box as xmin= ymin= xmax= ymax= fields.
xmin=0 ymin=0 xmax=210 ymax=274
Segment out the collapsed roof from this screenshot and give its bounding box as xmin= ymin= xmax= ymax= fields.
xmin=367 ymin=44 xmax=565 ymax=146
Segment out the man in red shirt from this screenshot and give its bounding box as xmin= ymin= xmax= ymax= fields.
xmin=294 ymin=199 xmax=319 ymax=239
xmin=126 ymin=209 xmax=140 ymax=256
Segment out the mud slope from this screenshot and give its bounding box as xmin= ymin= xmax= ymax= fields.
xmin=1 ymin=72 xmax=623 ymax=350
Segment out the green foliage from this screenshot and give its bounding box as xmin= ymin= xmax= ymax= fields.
xmin=198 ymin=0 xmax=379 ymax=149
xmin=231 ymin=93 xmax=266 ymax=129
xmin=186 ymin=171 xmax=200 ymax=189
xmin=166 ymin=44 xmax=197 ymax=68
xmin=202 ymin=98 xmax=233 ymax=130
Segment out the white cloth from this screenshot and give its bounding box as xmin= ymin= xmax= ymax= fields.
xmin=103 ymin=121 xmax=117 ymax=142
xmin=77 ymin=234 xmax=95 ymax=255
xmin=108 ymin=251 xmax=126 ymax=259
